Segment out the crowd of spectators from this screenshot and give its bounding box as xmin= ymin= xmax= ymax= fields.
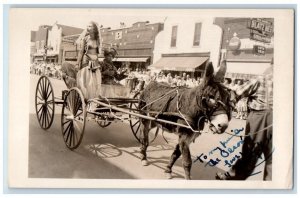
xmin=29 ymin=63 xmax=259 ymax=121
xmin=223 ymin=77 xmax=249 ymax=120
xmin=123 ymin=71 xmax=204 ymax=92
xmin=30 ymin=62 xmax=62 ymax=79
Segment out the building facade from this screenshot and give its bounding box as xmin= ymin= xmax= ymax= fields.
xmin=151 ymin=16 xmax=223 ymax=78
xmin=61 ymin=21 xmax=164 ymax=71
xmin=47 ymin=23 xmax=83 ymax=64
xmin=61 ymin=34 xmax=81 ymax=64
xmin=31 ymin=23 xmax=83 ymax=64
xmin=30 ymin=31 xmax=37 ymax=63
xmin=101 ymin=21 xmax=164 ymax=70
xmin=214 ymin=17 xmax=274 ymax=79
xmin=32 ymin=25 xmax=51 ymax=63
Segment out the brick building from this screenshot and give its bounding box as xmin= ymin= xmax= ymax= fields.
xmin=47 ymin=23 xmax=83 ymax=64
xmin=151 ymin=16 xmax=223 ymax=78
xmin=61 ymin=21 xmax=164 ymax=71
xmin=30 ymin=31 xmax=37 ymax=63
xmin=32 ymin=25 xmax=51 ymax=62
xmin=214 ymin=18 xmax=274 ymax=79
xmin=31 ymin=23 xmax=83 ymax=64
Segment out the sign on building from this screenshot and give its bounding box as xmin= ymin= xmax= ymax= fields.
xmin=248 ymin=18 xmax=273 ymax=43
xmin=253 ymin=45 xmax=266 ymax=55
xmin=115 ymin=31 xmax=122 ymax=40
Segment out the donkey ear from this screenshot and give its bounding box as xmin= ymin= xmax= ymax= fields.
xmin=203 ymin=62 xmax=214 ymax=83
xmin=214 ymin=60 xmax=227 ymax=83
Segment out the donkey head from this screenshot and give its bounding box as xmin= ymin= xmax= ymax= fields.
xmin=199 ymin=61 xmax=235 ymax=134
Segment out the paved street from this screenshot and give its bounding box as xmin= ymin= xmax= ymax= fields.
xmin=28 ymin=74 xmax=264 ymax=180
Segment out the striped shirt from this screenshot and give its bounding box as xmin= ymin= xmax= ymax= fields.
xmin=235 ymin=78 xmax=273 ymax=111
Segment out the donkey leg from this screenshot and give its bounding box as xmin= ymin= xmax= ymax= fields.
xmin=179 ymin=139 xmax=192 ymax=180
xmin=140 ymin=119 xmax=150 ymax=166
xmin=165 ymin=144 xmax=181 ymax=179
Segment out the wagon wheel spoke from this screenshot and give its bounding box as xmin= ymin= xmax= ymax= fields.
xmin=68 ymin=123 xmax=74 ymax=147
xmin=40 ymin=107 xmax=45 ymax=128
xmin=62 ymin=119 xmax=71 ymax=126
xmin=41 ymin=77 xmax=46 ymax=99
xmin=35 ymin=76 xmax=55 ymax=129
xmin=74 ymin=93 xmax=81 ymax=115
xmin=46 ymin=89 xmax=53 ymax=101
xmin=39 ymin=77 xmax=44 ymax=96
xmin=132 ymin=120 xmax=140 ymax=128
xmin=45 ymin=106 xmax=51 ymax=127
xmin=43 ymin=107 xmax=48 ymax=128
xmin=61 ymin=88 xmax=86 ymax=150
xmin=74 ymin=111 xmax=83 ymax=118
xmin=135 ymin=122 xmax=141 ymax=135
xmin=36 ymin=95 xmax=43 ymax=101
xmin=37 ymin=105 xmax=43 ymax=115
xmin=63 ymin=121 xmax=72 ymax=136
xmin=65 ymin=123 xmax=72 ymax=146
xmin=38 ymin=86 xmax=44 ymax=100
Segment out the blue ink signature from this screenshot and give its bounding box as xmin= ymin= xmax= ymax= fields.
xmin=194 ymin=127 xmax=245 ymax=167
xmin=193 ymin=127 xmax=274 ymax=179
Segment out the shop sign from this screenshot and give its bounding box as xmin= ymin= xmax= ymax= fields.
xmin=248 ymin=18 xmax=273 ymax=43
xmin=250 ymin=32 xmax=272 ymax=43
xmin=253 ymin=45 xmax=266 ymax=55
xmin=228 ymin=36 xmax=241 ymax=51
xmin=115 ymin=31 xmax=122 ymax=40
xmin=248 ymin=18 xmax=273 ymax=35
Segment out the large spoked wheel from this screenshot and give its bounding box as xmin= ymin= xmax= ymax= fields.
xmin=35 ymin=75 xmax=55 ymax=129
xmin=97 ymin=118 xmax=112 ymax=128
xmin=61 ymin=87 xmax=86 ymax=150
xmin=129 ymin=92 xmax=158 ymax=144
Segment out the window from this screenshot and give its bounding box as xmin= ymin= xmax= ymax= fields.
xmin=171 ymin=25 xmax=178 ymax=47
xmin=193 ymin=23 xmax=202 ymax=46
xmin=115 ymin=31 xmax=122 ymax=40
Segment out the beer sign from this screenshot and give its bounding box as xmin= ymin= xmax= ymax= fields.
xmin=249 ymin=18 xmax=273 ymax=35
xmin=253 ymin=45 xmax=266 ymax=55
xmin=248 ymin=18 xmax=273 ymax=43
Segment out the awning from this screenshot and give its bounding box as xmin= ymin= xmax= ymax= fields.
xmin=114 ymin=57 xmax=149 ymax=62
xmin=149 ymin=56 xmax=209 ymax=71
xmin=226 ymin=62 xmax=272 ymax=79
xmin=34 ymin=57 xmax=44 ymax=60
xmin=98 ymin=57 xmax=149 ymax=62
xmin=46 ymin=54 xmax=58 ymax=57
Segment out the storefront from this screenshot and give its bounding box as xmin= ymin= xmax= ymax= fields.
xmin=225 ymin=60 xmax=272 ymax=80
xmin=149 ymin=53 xmax=209 ymax=78
xmin=215 ymin=17 xmax=274 ymax=81
xmin=46 ymin=54 xmax=58 ymax=63
xmin=33 ymin=55 xmax=45 ymax=63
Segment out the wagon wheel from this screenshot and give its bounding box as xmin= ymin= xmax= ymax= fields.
xmin=97 ymin=120 xmax=112 ymax=128
xmin=35 ymin=75 xmax=55 ymax=129
xmin=61 ymin=87 xmax=86 ymax=150
xmin=97 ymin=113 xmax=112 ymax=128
xmin=129 ymin=92 xmax=159 ymax=144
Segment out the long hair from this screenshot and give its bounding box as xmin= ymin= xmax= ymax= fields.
xmin=75 ymin=21 xmax=102 ymax=55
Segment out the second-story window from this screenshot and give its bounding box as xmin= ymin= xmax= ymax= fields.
xmin=193 ymin=23 xmax=202 ymax=46
xmin=170 ymin=25 xmax=178 ymax=47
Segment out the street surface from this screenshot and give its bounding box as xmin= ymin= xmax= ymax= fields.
xmin=28 ymin=74 xmax=264 ymax=180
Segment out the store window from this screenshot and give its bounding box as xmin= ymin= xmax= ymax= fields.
xmin=193 ymin=23 xmax=202 ymax=46
xmin=171 ymin=25 xmax=178 ymax=47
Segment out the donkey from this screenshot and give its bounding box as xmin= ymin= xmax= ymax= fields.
xmin=138 ymin=62 xmax=235 ymax=179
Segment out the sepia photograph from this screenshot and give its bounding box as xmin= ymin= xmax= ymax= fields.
xmin=7 ymin=7 xmax=294 ymax=189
